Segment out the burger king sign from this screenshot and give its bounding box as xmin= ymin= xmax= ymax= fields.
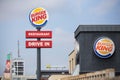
xmin=93 ymin=37 xmax=115 ymax=58
xmin=29 ymin=7 xmax=48 ymax=28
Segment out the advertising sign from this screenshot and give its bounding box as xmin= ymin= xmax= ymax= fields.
xmin=28 ymin=7 xmax=51 ymax=80
xmin=26 ymin=40 xmax=52 ymax=48
xmin=93 ymin=37 xmax=115 ymax=58
xmin=26 ymin=31 xmax=52 ymax=38
xmin=5 ymin=60 xmax=10 ymax=73
xmin=29 ymin=7 xmax=48 ymax=28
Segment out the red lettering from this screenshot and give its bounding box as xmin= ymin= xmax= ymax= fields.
xmin=96 ymin=45 xmax=101 ymax=50
xmin=31 ymin=14 xmax=46 ymax=22
xmin=32 ymin=17 xmax=36 ymax=22
xmin=96 ymin=45 xmax=113 ymax=52
xmin=37 ymin=14 xmax=46 ymax=20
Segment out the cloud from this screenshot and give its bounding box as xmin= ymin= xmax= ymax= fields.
xmin=90 ymin=0 xmax=118 ymax=16
xmin=0 ymin=0 xmax=67 ymax=22
xmin=53 ymin=28 xmax=74 ymax=45
xmin=39 ymin=0 xmax=67 ymax=10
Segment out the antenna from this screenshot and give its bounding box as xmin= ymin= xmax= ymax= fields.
xmin=18 ymin=40 xmax=20 ymax=57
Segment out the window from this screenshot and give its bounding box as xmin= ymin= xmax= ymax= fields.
xmin=72 ymin=58 xmax=74 ymax=71
xmin=18 ymin=72 xmax=23 ymax=75
xmin=18 ymin=62 xmax=23 ymax=66
xmin=18 ymin=67 xmax=24 ymax=71
xmin=15 ymin=62 xmax=17 ymax=66
xmin=69 ymin=61 xmax=71 ymax=73
xmin=15 ymin=67 xmax=17 ymax=71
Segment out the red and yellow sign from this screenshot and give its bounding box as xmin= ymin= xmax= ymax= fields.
xmin=29 ymin=7 xmax=48 ymax=28
xmin=94 ymin=37 xmax=115 ymax=58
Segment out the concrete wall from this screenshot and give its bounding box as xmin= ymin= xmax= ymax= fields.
xmin=61 ymin=68 xmax=115 ymax=80
xmin=68 ymin=50 xmax=76 ymax=74
xmin=49 ymin=75 xmax=70 ymax=80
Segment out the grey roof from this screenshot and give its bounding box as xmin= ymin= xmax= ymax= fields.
xmin=41 ymin=70 xmax=69 ymax=75
xmin=68 ymin=50 xmax=75 ymax=56
xmin=41 ymin=70 xmax=68 ymax=73
xmin=75 ymin=25 xmax=120 ymax=37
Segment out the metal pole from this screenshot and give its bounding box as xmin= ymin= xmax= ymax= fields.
xmin=10 ymin=53 xmax=12 ymax=80
xmin=37 ymin=28 xmax=41 ymax=80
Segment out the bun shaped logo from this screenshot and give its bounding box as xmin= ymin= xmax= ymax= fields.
xmin=93 ymin=37 xmax=115 ymax=58
xmin=29 ymin=7 xmax=48 ymax=28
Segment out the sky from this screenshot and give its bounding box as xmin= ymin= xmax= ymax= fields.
xmin=0 ymin=0 xmax=120 ymax=76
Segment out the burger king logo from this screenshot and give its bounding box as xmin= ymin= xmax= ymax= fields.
xmin=93 ymin=37 xmax=115 ymax=58
xmin=29 ymin=7 xmax=48 ymax=28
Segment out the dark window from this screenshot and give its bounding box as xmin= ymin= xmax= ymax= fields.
xmin=15 ymin=62 xmax=17 ymax=66
xmin=18 ymin=67 xmax=24 ymax=71
xmin=15 ymin=67 xmax=17 ymax=71
xmin=18 ymin=62 xmax=23 ymax=66
xmin=15 ymin=72 xmax=17 ymax=75
xmin=18 ymin=72 xmax=23 ymax=75
xmin=12 ymin=70 xmax=14 ymax=73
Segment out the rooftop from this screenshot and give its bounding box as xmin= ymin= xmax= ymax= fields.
xmin=75 ymin=25 xmax=120 ymax=38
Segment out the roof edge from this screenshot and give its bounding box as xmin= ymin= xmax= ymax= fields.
xmin=75 ymin=25 xmax=120 ymax=38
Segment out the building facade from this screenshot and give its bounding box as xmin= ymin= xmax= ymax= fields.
xmin=12 ymin=58 xmax=24 ymax=76
xmin=74 ymin=25 xmax=120 ymax=75
xmin=68 ymin=50 xmax=76 ymax=74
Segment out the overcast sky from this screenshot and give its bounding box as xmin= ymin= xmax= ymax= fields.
xmin=0 ymin=0 xmax=120 ymax=76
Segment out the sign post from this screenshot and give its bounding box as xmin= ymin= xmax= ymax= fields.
xmin=37 ymin=28 xmax=41 ymax=80
xmin=27 ymin=7 xmax=50 ymax=80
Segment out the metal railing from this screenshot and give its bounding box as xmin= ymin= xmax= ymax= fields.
xmin=61 ymin=68 xmax=115 ymax=80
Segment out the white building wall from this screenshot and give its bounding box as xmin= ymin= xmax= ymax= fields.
xmin=12 ymin=58 xmax=24 ymax=76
